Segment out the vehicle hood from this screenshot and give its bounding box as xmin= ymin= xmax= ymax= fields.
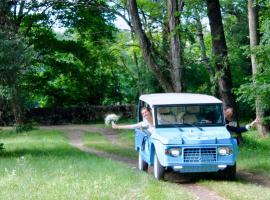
xmin=151 ymin=127 xmax=232 ymax=145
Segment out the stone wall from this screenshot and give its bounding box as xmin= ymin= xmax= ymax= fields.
xmin=0 ymin=105 xmax=136 ymax=125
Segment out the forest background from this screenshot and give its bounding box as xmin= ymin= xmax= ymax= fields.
xmin=0 ymin=0 xmax=269 ymax=136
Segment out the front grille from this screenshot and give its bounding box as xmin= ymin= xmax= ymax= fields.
xmin=184 ymin=148 xmax=216 ymax=163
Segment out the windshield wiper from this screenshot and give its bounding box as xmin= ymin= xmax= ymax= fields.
xmin=158 ymin=119 xmax=184 ymax=132
xmin=181 ymin=123 xmax=204 ymax=131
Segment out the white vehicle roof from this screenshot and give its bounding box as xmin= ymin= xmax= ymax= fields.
xmin=139 ymin=93 xmax=222 ymax=107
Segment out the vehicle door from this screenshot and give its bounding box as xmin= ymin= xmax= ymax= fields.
xmin=134 ymin=101 xmax=152 ymax=163
xmin=135 ymin=128 xmax=151 ymax=162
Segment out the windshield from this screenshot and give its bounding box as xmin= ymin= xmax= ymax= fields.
xmin=155 ymin=104 xmax=224 ymax=127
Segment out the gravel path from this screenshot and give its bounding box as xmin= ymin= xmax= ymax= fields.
xmin=41 ymin=124 xmax=270 ymax=199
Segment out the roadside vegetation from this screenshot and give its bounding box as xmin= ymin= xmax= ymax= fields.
xmin=0 ymin=129 xmax=194 ymax=200
xmin=237 ymin=131 xmax=270 ymax=177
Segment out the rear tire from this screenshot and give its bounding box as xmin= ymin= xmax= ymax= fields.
xmin=154 ymin=154 xmax=165 ymax=180
xmin=138 ymin=151 xmax=148 ymax=171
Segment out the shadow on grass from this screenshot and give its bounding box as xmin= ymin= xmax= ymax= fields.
xmin=236 ymin=170 xmax=270 ymax=187
xmin=164 ymin=171 xmax=230 ymax=184
xmin=0 ymin=146 xmax=94 ymax=159
xmin=162 ymin=170 xmax=270 ymax=188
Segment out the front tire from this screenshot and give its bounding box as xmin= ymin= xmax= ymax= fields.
xmin=224 ymin=164 xmax=236 ymax=180
xmin=138 ymin=151 xmax=148 ymax=171
xmin=219 ymin=163 xmax=236 ymax=180
xmin=154 ymin=154 xmax=165 ymax=180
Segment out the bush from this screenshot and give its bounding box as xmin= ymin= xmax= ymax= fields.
xmin=0 ymin=143 xmax=4 ymax=151
xmin=14 ymin=123 xmax=36 ymax=133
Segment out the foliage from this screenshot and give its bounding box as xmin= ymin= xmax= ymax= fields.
xmin=236 ymin=2 xmax=270 ymax=124
xmin=0 ymin=0 xmax=270 ymax=124
xmin=17 ymin=1 xmax=128 ymax=107
xmin=0 ymin=31 xmax=31 ymax=98
xmin=0 ymin=143 xmax=4 ymax=151
xmin=0 ymin=30 xmax=33 ymax=123
xmin=14 ymin=123 xmax=36 ymax=133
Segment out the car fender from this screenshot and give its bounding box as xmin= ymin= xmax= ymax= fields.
xmin=232 ymin=138 xmax=238 ymax=163
xmin=150 ymin=139 xmax=165 ymax=166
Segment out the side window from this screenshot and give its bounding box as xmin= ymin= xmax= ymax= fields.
xmin=137 ymin=101 xmax=143 ymax=122
xmin=137 ymin=101 xmax=151 ymax=122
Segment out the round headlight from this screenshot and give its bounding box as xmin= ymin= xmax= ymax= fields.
xmin=218 ymin=147 xmax=228 ymax=155
xmin=170 ymin=149 xmax=181 ymax=157
xmin=218 ymin=147 xmax=232 ymax=155
xmin=165 ymin=148 xmax=182 ymax=157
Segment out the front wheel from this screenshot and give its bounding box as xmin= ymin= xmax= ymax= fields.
xmin=138 ymin=151 xmax=148 ymax=171
xmin=224 ymin=164 xmax=236 ymax=180
xmin=154 ymin=154 xmax=165 ymax=180
xmin=219 ymin=163 xmax=236 ymax=180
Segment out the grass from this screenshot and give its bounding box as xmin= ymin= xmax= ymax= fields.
xmin=237 ymin=131 xmax=270 ymax=177
xmin=83 ymin=131 xmax=137 ymax=159
xmin=199 ymin=131 xmax=270 ymax=200
xmin=199 ymin=180 xmax=270 ymax=200
xmin=83 ymin=118 xmax=137 ymax=159
xmin=82 ymin=126 xmax=270 ymax=200
xmin=0 ymin=128 xmax=194 ymax=200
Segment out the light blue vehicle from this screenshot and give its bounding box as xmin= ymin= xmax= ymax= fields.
xmin=135 ymin=93 xmax=238 ymax=180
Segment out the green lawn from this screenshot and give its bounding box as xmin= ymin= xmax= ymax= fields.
xmin=0 ymin=129 xmax=193 ymax=200
xmin=83 ymin=131 xmax=137 ymax=159
xmin=237 ymin=131 xmax=270 ymax=176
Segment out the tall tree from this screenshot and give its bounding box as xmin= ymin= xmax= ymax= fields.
xmin=247 ymin=0 xmax=268 ymax=136
xmin=127 ymin=0 xmax=173 ymax=92
xmin=206 ymin=0 xmax=236 ymax=109
xmin=127 ymin=0 xmax=184 ymax=92
xmin=168 ymin=0 xmax=183 ymax=92
xmin=0 ymin=31 xmax=31 ymax=124
xmin=193 ymin=10 xmax=218 ymax=96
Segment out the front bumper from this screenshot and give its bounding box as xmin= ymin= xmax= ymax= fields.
xmin=162 ymin=145 xmax=237 ymax=173
xmin=168 ymin=163 xmax=235 ymax=173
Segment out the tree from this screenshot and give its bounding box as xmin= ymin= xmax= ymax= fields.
xmin=168 ymin=0 xmax=183 ymax=92
xmin=0 ymin=0 xmax=126 ymax=108
xmin=247 ymin=0 xmax=268 ymax=136
xmin=127 ymin=0 xmax=185 ymax=92
xmin=127 ymin=0 xmax=173 ymax=92
xmin=0 ymin=30 xmax=31 ymax=124
xmin=206 ymin=0 xmax=236 ymax=109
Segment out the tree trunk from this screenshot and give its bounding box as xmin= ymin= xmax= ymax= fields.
xmin=11 ymin=88 xmax=24 ymax=125
xmin=206 ymin=0 xmax=236 ymax=109
xmin=248 ymin=0 xmax=269 ymax=136
xmin=168 ymin=0 xmax=183 ymax=92
xmin=127 ymin=0 xmax=174 ymax=92
xmin=0 ymin=1 xmax=9 ymax=29
xmin=194 ymin=13 xmax=219 ymax=97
